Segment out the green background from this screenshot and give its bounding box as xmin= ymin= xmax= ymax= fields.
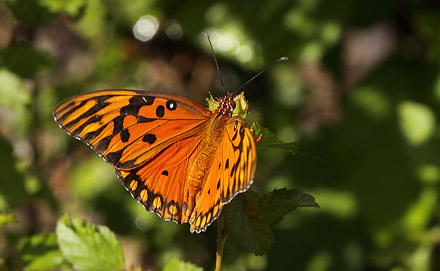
xmin=1 ymin=0 xmax=439 ymax=270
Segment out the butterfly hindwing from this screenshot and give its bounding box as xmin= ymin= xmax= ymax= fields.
xmin=54 ymin=90 xmax=210 ymax=170
xmin=117 ymin=134 xmax=204 ymax=224
xmin=189 ymin=117 xmax=257 ymax=233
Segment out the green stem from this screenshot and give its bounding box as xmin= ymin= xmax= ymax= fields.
xmin=215 ymin=212 xmax=229 ymax=271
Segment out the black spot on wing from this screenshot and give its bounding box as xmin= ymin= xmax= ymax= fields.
xmin=120 ymin=95 xmax=155 ymax=115
xmin=112 ymin=115 xmax=125 ymax=135
xmin=156 ymin=105 xmax=165 ymax=117
xmin=166 ymin=100 xmax=177 ymax=111
xmin=120 ymin=129 xmax=130 ymax=142
xmin=143 ymin=134 xmax=156 ymax=144
xmin=162 ymin=170 xmax=169 ymax=176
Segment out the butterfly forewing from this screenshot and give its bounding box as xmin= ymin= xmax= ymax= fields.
xmin=54 ymin=90 xmax=210 ymax=170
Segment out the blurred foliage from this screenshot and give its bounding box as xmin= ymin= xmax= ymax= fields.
xmin=0 ymin=0 xmax=440 ymax=270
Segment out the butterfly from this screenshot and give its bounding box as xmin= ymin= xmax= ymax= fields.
xmin=53 ymin=89 xmax=257 ymax=233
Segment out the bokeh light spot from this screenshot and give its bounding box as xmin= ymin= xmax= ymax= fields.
xmin=166 ymin=22 xmax=183 ymax=41
xmin=235 ymin=45 xmax=252 ymax=62
xmin=133 ymin=15 xmax=159 ymax=42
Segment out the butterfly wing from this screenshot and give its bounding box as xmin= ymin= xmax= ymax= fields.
xmin=54 ymin=90 xmax=211 ymax=170
xmin=189 ymin=117 xmax=257 ymax=233
xmin=116 ymin=134 xmax=203 ymax=224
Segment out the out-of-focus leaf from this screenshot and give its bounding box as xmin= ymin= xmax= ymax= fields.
xmin=0 ymin=46 xmax=54 ymax=78
xmin=56 ymin=214 xmax=125 ymax=271
xmin=6 ymin=0 xmax=57 ymax=26
xmin=0 ymin=139 xmax=27 ymax=210
xmin=75 ymin=0 xmax=106 ymax=39
xmin=252 ymin=122 xmax=299 ymax=155
xmin=0 ymin=68 xmax=30 ymax=108
xmin=0 ymin=68 xmax=31 ymax=135
xmin=163 ymin=258 xmax=203 ymax=271
xmin=397 ymin=101 xmax=435 ymax=146
xmin=17 ymin=233 xmax=66 ymax=271
xmin=0 ymin=213 xmax=16 ymax=228
xmin=71 ymin=155 xmax=115 ymax=200
xmin=39 ymin=0 xmax=86 ymax=16
xmin=224 ymin=189 xmax=318 ymax=255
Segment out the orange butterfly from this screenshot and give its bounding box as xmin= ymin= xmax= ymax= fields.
xmin=53 ymin=89 xmax=257 ymax=233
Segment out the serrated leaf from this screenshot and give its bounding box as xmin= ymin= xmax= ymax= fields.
xmin=224 ymin=189 xmax=319 ymax=255
xmin=251 ymin=122 xmax=299 ymax=155
xmin=224 ymin=192 xmax=274 ymax=256
xmin=163 ymin=258 xmax=203 ymax=271
xmin=17 ymin=233 xmax=66 ymax=271
xmin=56 ymin=214 xmax=125 ymax=271
xmin=258 ymin=188 xmax=320 ymax=225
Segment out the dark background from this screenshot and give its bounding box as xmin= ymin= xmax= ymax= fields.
xmin=1 ymin=0 xmax=440 ymax=270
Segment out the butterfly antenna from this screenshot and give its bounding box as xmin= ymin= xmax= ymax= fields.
xmin=202 ymin=32 xmax=227 ymax=94
xmin=234 ymin=56 xmax=289 ymax=94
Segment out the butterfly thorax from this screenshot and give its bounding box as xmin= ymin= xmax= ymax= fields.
xmin=188 ymin=113 xmax=228 ymax=197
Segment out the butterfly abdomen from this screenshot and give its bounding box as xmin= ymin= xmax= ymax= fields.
xmin=188 ymin=114 xmax=227 ymax=196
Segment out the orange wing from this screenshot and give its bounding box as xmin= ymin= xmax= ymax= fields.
xmin=53 ymin=90 xmax=210 ymax=170
xmin=116 ymin=134 xmax=203 ymax=224
xmin=189 ymin=117 xmax=257 ymax=233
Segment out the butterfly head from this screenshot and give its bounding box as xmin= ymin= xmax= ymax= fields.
xmin=207 ymin=92 xmax=249 ymax=119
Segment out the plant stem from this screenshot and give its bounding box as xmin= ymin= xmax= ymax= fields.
xmin=215 ymin=212 xmax=229 ymax=271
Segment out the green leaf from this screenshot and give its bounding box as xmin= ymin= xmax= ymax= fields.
xmin=224 ymin=189 xmax=319 ymax=255
xmin=0 ymin=68 xmax=30 ymax=108
xmin=6 ymin=0 xmax=57 ymax=26
xmin=0 ymin=46 xmax=54 ymax=78
xmin=38 ymin=0 xmax=86 ymax=16
xmin=251 ymin=122 xmax=299 ymax=155
xmin=163 ymin=258 xmax=203 ymax=271
xmin=56 ymin=214 xmax=125 ymax=271
xmin=17 ymin=233 xmax=66 ymax=271
xmin=0 ymin=138 xmax=28 ymax=210
xmin=224 ymin=191 xmax=274 ymax=256
xmin=0 ymin=213 xmax=16 ymax=228
xmin=258 ymin=188 xmax=320 ymax=225
xmin=0 ymin=69 xmax=32 ymax=136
